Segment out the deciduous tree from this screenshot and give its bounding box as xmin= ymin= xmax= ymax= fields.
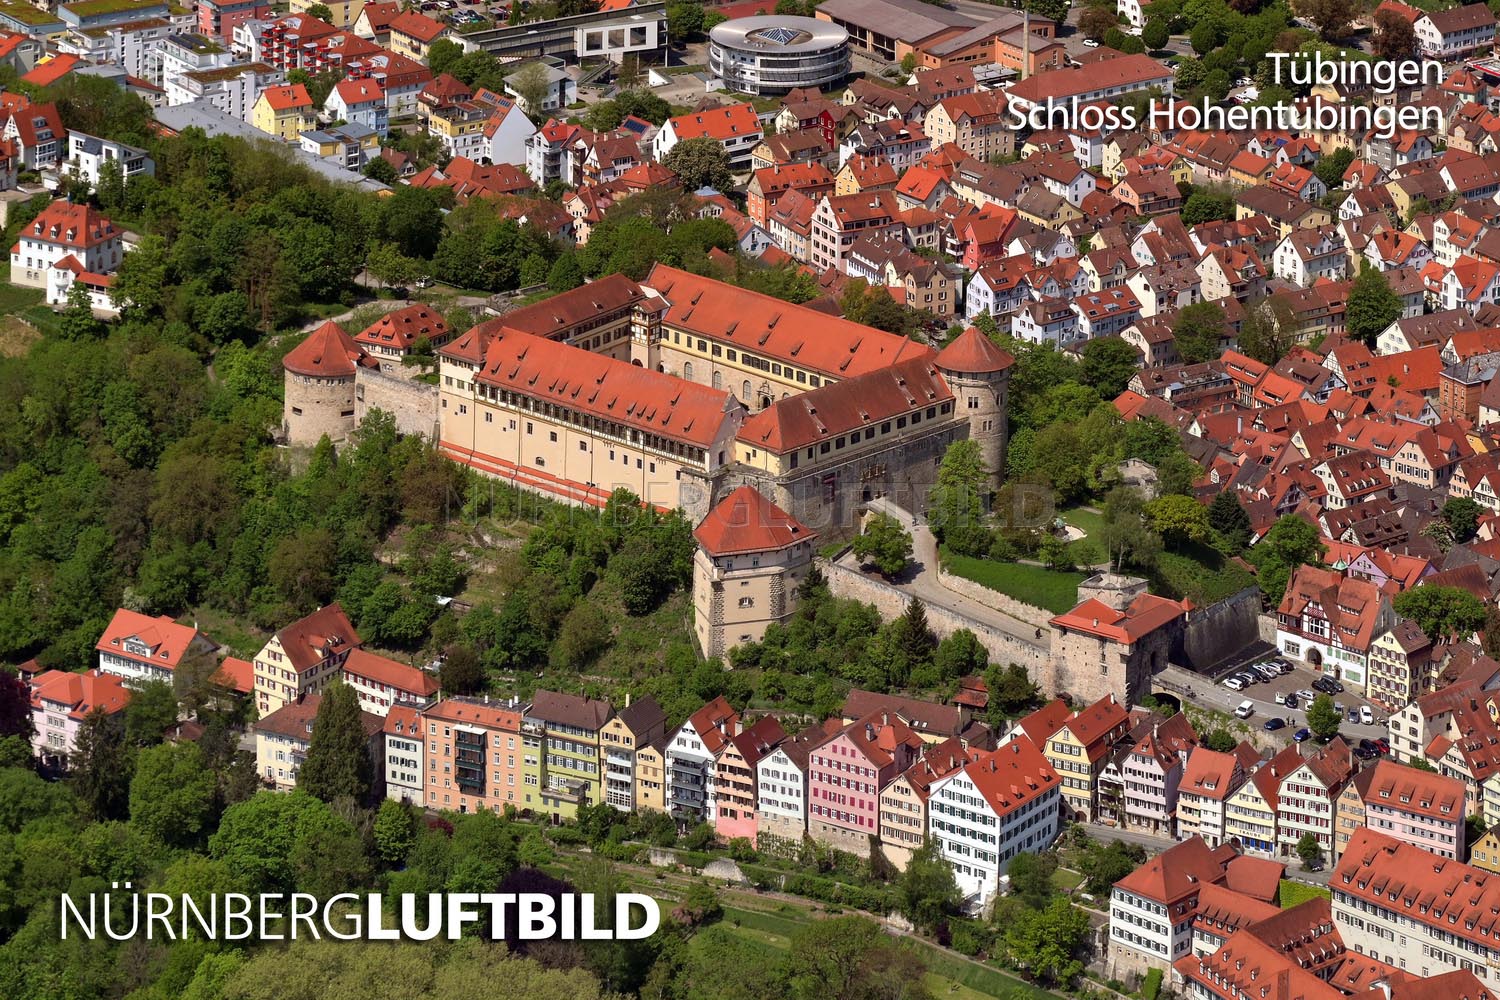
xmin=129 ymin=740 xmax=216 ymax=847
xmin=1307 ymin=693 xmax=1341 ymax=742
xmin=852 ymin=513 xmax=913 ymax=578
xmin=1346 ymin=263 xmax=1402 ymax=345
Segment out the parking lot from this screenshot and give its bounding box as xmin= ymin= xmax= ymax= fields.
xmin=1160 ymin=655 xmax=1392 ymax=755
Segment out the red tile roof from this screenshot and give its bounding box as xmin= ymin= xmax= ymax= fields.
xmin=21 ymin=199 xmax=115 ymax=250
xmin=282 ymin=320 xmax=374 ymax=378
xmin=389 ymin=9 xmax=451 ymax=42
xmin=216 ymin=656 xmax=254 ymax=695
xmin=341 ymin=648 xmax=439 ymax=699
xmin=273 ymin=603 xmax=361 ymax=675
xmin=29 ymin=669 xmax=130 ymax=720
xmin=95 ymin=609 xmax=211 ymax=672
xmin=353 ymin=303 xmax=450 ymax=352
xmin=957 ymin=735 xmax=1058 ymax=819
xmin=736 ymin=355 xmax=952 ymax=454
xmin=261 ymin=83 xmax=312 ymax=112
xmin=935 ymin=326 xmax=1015 ymax=374
xmin=694 ymin=486 xmax=815 ymax=556
xmin=665 ymin=102 xmax=761 ymax=142
xmin=1050 ymin=593 xmax=1185 ymax=644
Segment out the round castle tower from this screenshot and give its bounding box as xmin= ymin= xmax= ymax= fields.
xmin=933 ymin=326 xmax=1014 ymax=481
xmin=282 ymin=320 xmax=374 ymax=446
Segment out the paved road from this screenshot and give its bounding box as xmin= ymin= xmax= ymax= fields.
xmin=838 ymin=501 xmax=1053 ymax=650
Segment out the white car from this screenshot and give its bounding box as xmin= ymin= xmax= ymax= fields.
xmin=1224 ymin=676 xmax=1246 ymax=691
xmin=1273 ymin=691 xmax=1287 ymax=705
xmin=1083 ymin=38 xmax=1100 ymax=47
xmin=1234 ymin=700 xmax=1255 ymax=720
xmin=1360 ymin=705 xmax=1374 ymax=725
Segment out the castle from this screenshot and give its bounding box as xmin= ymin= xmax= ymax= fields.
xmin=283 ymin=269 xmax=1012 ymax=537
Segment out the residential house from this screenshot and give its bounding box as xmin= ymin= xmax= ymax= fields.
xmin=339 ymin=648 xmax=437 ymax=717
xmin=95 ymin=609 xmax=216 ymax=688
xmin=807 ymin=711 xmax=924 ymax=858
xmin=600 ymin=695 xmax=667 ymax=813
xmin=1177 ymin=746 xmax=1253 ymax=847
xmin=383 ymin=704 xmax=424 ymax=804
xmin=1275 ymin=565 xmax=1392 ymax=693
xmin=1276 ymin=738 xmax=1355 ymax=861
xmin=1332 ymin=758 xmax=1464 ymax=865
xmin=386 ymin=10 xmax=450 ymax=62
xmin=879 ymin=737 xmax=980 ymax=870
xmin=10 ymin=198 xmax=121 ymax=289
xmin=254 ymin=692 xmax=382 ymax=793
xmin=1224 ymin=745 xmax=1304 ymax=856
xmin=756 ymin=721 xmax=834 ymax=847
xmin=667 ymin=696 xmax=739 ymax=824
xmin=324 ymin=77 xmax=387 ymax=136
xmin=928 ymin=736 xmax=1061 ymax=903
xmin=652 ymin=103 xmax=763 ymax=172
xmin=524 ymin=689 xmax=613 ymax=821
xmin=714 ymin=715 xmax=786 ymax=844
xmin=1042 ymin=693 xmax=1130 ymax=823
xmin=251 ymin=602 xmax=361 ymax=717
xmin=29 ymin=669 xmax=130 ymax=768
xmin=251 ymin=82 xmax=314 ymax=141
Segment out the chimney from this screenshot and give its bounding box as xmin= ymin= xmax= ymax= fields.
xmin=881 ymin=711 xmax=889 ymax=726
xmin=866 ymin=723 xmax=875 ymax=742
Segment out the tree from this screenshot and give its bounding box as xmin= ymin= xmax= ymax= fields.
xmin=785 ymin=916 xmax=932 ymax=1000
xmin=129 ymin=741 xmax=216 ymax=847
xmin=1145 ymin=494 xmax=1212 ymax=546
xmin=1208 ymin=489 xmax=1252 ymax=550
xmin=1172 ymin=300 xmax=1227 ymax=363
xmin=1346 ymin=263 xmax=1402 ymax=346
xmin=1079 ymin=6 xmax=1117 ymax=40
xmin=1006 ymin=850 xmax=1058 ymax=909
xmin=298 ymin=681 xmax=374 ymax=805
xmin=985 ymin=663 xmax=1040 ymax=725
xmin=441 ymin=642 xmax=484 ymax=694
xmin=268 ymin=527 xmax=338 ymax=611
xmin=508 ymin=60 xmax=554 ymax=114
xmin=933 ymin=630 xmax=988 ymax=684
xmin=1250 ymin=515 xmax=1326 ymax=605
xmin=0 ymin=670 xmax=32 ymax=743
xmin=1005 ymin=896 xmax=1090 ymax=986
xmin=125 ymin=679 xmax=179 ymax=746
xmin=1372 ymin=7 xmax=1417 ymax=59
xmin=1079 ymin=839 xmax=1146 ymax=894
xmin=1294 ymin=0 xmax=1360 ymax=37
xmin=1100 ymin=487 xmax=1161 ymax=572
xmin=374 ymin=798 xmax=418 ymax=865
xmin=366 ymin=241 xmax=421 ymax=289
xmin=666 ymin=0 xmax=706 ymax=37
xmin=363 ymin=154 xmax=398 ymax=184
xmin=928 ymin=439 xmax=989 ymax=543
xmin=60 ymin=279 xmax=105 ymax=340
xmin=901 ymin=838 xmax=960 ymax=933
xmin=1237 ymin=295 xmax=1299 ymax=364
xmin=1181 ymin=190 xmax=1234 ymax=225
xmin=1080 ymin=336 xmax=1142 ymax=399
xmin=306 ymin=2 xmax=333 ymax=19
xmin=427 ymin=37 xmax=465 ymax=76
xmin=1296 ymin=831 xmax=1323 ymax=869
xmin=1312 ymin=146 xmax=1354 ymax=193
xmin=1142 ymin=18 xmax=1169 ymax=48
xmin=1393 ymin=585 xmax=1489 ymax=643
xmin=663 ymin=136 xmax=733 ymax=192
xmin=852 ymin=513 xmax=913 ymax=578
xmin=1189 ymin=20 xmax=1219 ymax=52
xmin=1443 ymin=497 xmax=1483 ymax=544
xmin=70 ymin=707 xmax=133 ymax=821
xmin=1307 ymin=693 xmax=1341 ymax=742
xmin=1203 ymin=729 xmax=1236 ymax=752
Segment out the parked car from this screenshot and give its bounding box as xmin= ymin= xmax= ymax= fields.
xmin=1358 ymin=738 xmax=1380 ymax=753
xmin=1264 ymin=717 xmax=1286 ymax=731
xmin=1284 ymin=694 xmax=1299 ymax=711
xmin=1346 ymin=706 xmax=1359 ymax=724
xmin=1325 ymin=677 xmax=1345 ymax=694
xmin=1361 ymin=705 xmax=1374 ymax=726
xmin=1083 ymin=38 xmax=1100 ymax=47
xmin=1375 ymin=737 xmax=1390 ymax=754
xmin=1293 ymin=728 xmax=1312 ymax=742
xmin=1224 ymin=676 xmax=1246 ymax=691
xmin=1354 ymin=745 xmax=1378 ymax=760
xmin=1273 ymin=691 xmax=1287 ymax=705
xmin=1234 ymin=700 xmax=1255 ymax=720
xmin=1297 ymin=689 xmax=1316 ymax=704
xmin=1312 ymin=677 xmax=1335 ymax=694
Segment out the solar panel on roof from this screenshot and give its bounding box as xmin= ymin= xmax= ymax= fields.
xmin=756 ymin=25 xmax=800 ymax=43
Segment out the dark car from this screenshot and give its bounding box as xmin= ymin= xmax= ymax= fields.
xmin=1264 ymin=718 xmax=1286 ymax=731
xmin=1293 ymin=728 xmax=1312 ymax=742
xmin=1354 ymin=745 xmax=1378 ymax=760
xmin=1358 ymin=738 xmax=1379 ymax=753
xmin=1284 ymin=694 xmax=1299 ymax=711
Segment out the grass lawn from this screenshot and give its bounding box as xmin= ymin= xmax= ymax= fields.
xmin=177 ymin=606 xmax=269 ymax=659
xmin=1059 ymin=506 xmax=1104 ymax=537
xmin=1052 ymin=867 xmax=1084 ymax=892
xmin=1059 ymin=505 xmax=1105 ymax=565
xmin=1278 ymin=880 xmax=1331 ymax=909
xmin=1153 ymin=542 xmax=1258 ymax=604
xmin=721 ymin=904 xmax=1053 ymax=1000
xmin=0 ymin=282 xmax=44 ymax=313
xmin=943 ymin=551 xmax=1085 ymax=615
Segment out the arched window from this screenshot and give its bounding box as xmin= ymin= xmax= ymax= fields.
xmin=742 ymin=380 xmax=752 ymax=400
xmin=712 ymin=371 xmax=723 ymax=389
xmin=683 ymin=362 xmax=694 ymax=381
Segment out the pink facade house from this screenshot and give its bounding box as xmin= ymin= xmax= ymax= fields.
xmin=714 ymin=715 xmax=786 ymax=844
xmin=807 ymin=710 xmax=924 ymax=858
xmin=29 ymin=669 xmax=131 ymax=769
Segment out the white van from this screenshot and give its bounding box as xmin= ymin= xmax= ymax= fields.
xmin=1233 ymin=700 xmax=1255 ymax=720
